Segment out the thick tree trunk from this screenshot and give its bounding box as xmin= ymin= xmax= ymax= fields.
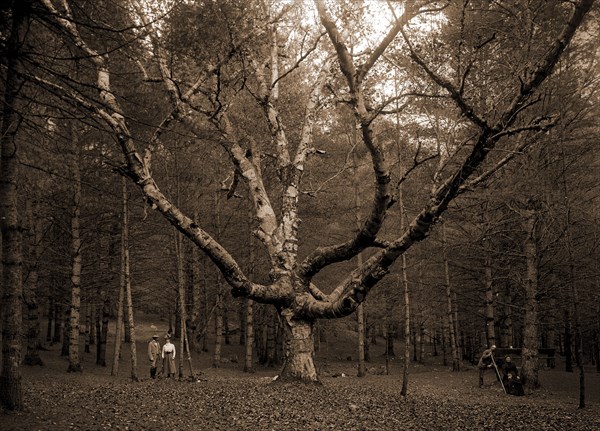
xmin=0 ymin=0 xmax=30 ymax=410
xmin=278 ymin=310 xmax=319 ymax=383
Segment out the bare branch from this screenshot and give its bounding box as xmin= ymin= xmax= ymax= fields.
xmin=400 ymin=26 xmax=490 ymax=130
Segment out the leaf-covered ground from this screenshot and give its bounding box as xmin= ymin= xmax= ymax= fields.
xmin=3 ymin=352 xmax=599 ymax=431
xmin=3 ymin=319 xmax=599 ymax=431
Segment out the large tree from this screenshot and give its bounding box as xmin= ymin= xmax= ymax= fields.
xmin=23 ymin=0 xmax=597 ymax=384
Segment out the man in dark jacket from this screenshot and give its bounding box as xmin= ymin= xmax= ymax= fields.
xmin=501 ymin=356 xmax=524 ymax=396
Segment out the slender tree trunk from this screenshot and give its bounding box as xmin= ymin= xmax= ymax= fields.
xmin=61 ymin=307 xmax=69 ymax=357
xmin=442 ymin=220 xmax=460 ymax=371
xmin=213 ymin=287 xmax=223 ymax=368
xmin=84 ymin=303 xmax=91 ymax=354
xmin=97 ymin=292 xmax=110 ymax=366
xmin=244 ymin=299 xmax=255 ymax=373
xmin=564 ymin=309 xmax=573 ymax=372
xmin=441 ymin=322 xmax=448 ymax=367
xmin=400 ymin=263 xmax=411 ymax=395
xmin=189 ymin=213 xmax=202 ymax=352
xmin=111 ymin=280 xmax=125 ymax=376
xmin=560 ymin=151 xmax=585 ymax=408
xmin=224 ymin=297 xmax=230 ymax=346
xmin=521 ymin=206 xmax=540 ymax=390
xmin=53 ymin=301 xmax=62 ymax=344
xmin=121 ymin=179 xmax=138 ymax=382
xmin=419 ymin=323 xmax=425 ymax=364
xmin=244 ymin=212 xmax=255 ymax=373
xmin=24 ymin=195 xmax=43 ymax=366
xmin=364 ymin=315 xmax=370 ymax=362
xmin=175 ymin=229 xmax=187 ymax=379
xmin=67 ymin=123 xmax=83 ymax=373
xmin=46 ymin=295 xmax=54 ymax=343
xmin=483 ymin=240 xmax=496 ymax=348
xmin=239 ymin=301 xmax=246 ymax=346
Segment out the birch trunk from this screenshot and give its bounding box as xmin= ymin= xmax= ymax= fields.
xmin=111 ymin=278 xmax=125 ymax=376
xmin=278 ymin=310 xmax=318 ymax=383
xmin=353 ymin=148 xmax=366 ymax=378
xmin=122 ymin=179 xmax=138 ymax=382
xmin=244 ymin=213 xmax=255 ymax=373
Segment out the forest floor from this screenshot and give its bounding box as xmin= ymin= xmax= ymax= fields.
xmin=2 ymin=317 xmax=599 ymax=431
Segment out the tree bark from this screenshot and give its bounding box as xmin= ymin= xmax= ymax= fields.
xmin=24 ymin=194 xmax=43 ymax=366
xmin=213 ymin=288 xmax=223 ymax=368
xmin=67 ymin=122 xmax=83 ymax=373
xmin=175 ymin=229 xmax=186 ymax=379
xmin=0 ymin=0 xmax=31 ymax=410
xmin=244 ymin=299 xmax=255 ymax=373
xmin=111 ymin=279 xmax=125 ymax=376
xmin=560 ymin=147 xmax=585 ymax=408
xmin=442 ymin=220 xmax=460 ymax=371
xmin=483 ymin=233 xmax=496 ymax=348
xmin=278 ymin=310 xmax=319 ymax=383
xmin=521 ymin=206 xmax=540 ymax=390
xmin=122 ymin=178 xmax=138 ymax=382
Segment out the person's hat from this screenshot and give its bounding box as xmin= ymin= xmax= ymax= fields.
xmin=505 ymin=356 xmax=511 ymax=361
xmin=152 ymin=334 xmax=159 ymax=339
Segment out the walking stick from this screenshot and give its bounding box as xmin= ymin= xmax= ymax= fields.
xmin=491 ymin=355 xmax=507 ymax=394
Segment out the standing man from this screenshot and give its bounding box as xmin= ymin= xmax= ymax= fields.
xmin=478 ymin=344 xmax=497 ymax=388
xmin=148 ymin=335 xmax=161 ymax=379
